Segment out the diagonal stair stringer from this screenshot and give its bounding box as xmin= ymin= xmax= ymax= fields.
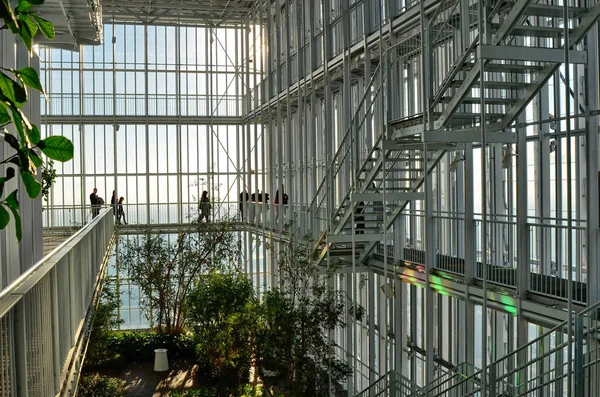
xmin=434 ymin=0 xmax=535 ymax=129
xmin=356 ymin=149 xmax=447 ymax=264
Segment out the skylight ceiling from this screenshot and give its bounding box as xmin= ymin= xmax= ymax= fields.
xmin=34 ymin=0 xmax=102 ymax=50
xmin=102 ymin=0 xmax=258 ymax=25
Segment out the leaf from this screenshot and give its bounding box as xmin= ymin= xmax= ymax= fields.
xmin=20 ymin=171 xmax=41 ymax=198
xmin=7 ymin=206 xmax=22 ymax=241
xmin=0 ymin=206 xmax=9 ymax=230
xmin=5 ymin=190 xmax=19 ymax=210
xmin=18 ymin=149 xmax=35 ymax=174
xmin=9 ymin=107 xmax=28 ymax=144
xmin=0 ymin=103 xmax=10 ymax=125
xmin=15 ymin=0 xmax=33 ymax=13
xmin=3 ymin=132 xmax=20 ymax=150
xmin=0 ymin=0 xmax=19 ymax=32
xmin=38 ymin=136 xmax=74 ymax=161
xmin=5 ymin=167 xmax=15 ymax=181
xmin=0 ymin=72 xmax=27 ymax=107
xmin=28 ymin=149 xmax=42 ymax=167
xmin=17 ymin=15 xmax=37 ymax=51
xmin=28 ymin=124 xmax=40 ymax=144
xmin=31 ymin=14 xmax=54 ymax=40
xmin=16 ymin=67 xmax=45 ymax=96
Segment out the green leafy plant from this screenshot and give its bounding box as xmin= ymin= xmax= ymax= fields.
xmin=168 ymin=385 xmax=265 ymax=397
xmin=84 ymin=282 xmax=124 ymax=368
xmin=255 ymin=233 xmax=351 ymax=397
xmin=186 ymin=272 xmax=259 ymax=392
xmin=105 ymin=331 xmax=196 ymax=362
xmin=40 ymin=158 xmax=56 ymax=202
xmin=117 ymin=216 xmax=242 ymax=334
xmin=0 ymin=0 xmax=72 ymax=241
xmin=77 ymin=373 xmax=126 ymax=397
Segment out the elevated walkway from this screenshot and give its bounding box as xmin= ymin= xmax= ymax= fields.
xmin=0 ymin=209 xmax=114 ymax=396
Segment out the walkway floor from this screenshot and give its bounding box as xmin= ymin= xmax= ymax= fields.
xmin=43 ymin=232 xmax=74 ymax=256
xmin=117 ymin=359 xmax=200 ymax=397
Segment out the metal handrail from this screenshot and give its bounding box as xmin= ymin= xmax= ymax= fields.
xmin=0 ymin=207 xmax=112 ymax=306
xmin=308 ymin=60 xmax=384 ymax=212
xmin=484 ymin=298 xmax=600 ymax=394
xmin=308 ymin=34 xmax=423 ymax=213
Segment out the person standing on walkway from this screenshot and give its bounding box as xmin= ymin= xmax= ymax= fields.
xmin=90 ymin=188 xmax=100 ymax=218
xmin=117 ymin=197 xmax=127 ymax=224
xmin=199 ymin=190 xmax=212 ymax=222
xmin=111 ymin=190 xmax=118 ymax=221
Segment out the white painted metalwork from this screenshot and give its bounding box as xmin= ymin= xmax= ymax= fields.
xmin=0 ymin=209 xmax=114 ymax=397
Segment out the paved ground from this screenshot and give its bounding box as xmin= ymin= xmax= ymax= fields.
xmin=119 ymin=359 xmax=200 ymax=397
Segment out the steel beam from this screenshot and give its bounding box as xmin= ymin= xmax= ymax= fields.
xmin=424 ymin=129 xmax=518 ymax=143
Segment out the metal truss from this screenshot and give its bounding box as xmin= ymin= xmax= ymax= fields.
xmin=102 ymin=0 xmax=257 ymax=25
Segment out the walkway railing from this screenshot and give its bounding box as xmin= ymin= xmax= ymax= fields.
xmin=0 ymin=208 xmax=114 ymax=397
xmin=43 ymin=201 xmax=325 ymax=245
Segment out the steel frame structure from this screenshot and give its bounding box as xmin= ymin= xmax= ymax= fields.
xmin=1 ymin=0 xmax=599 ymax=394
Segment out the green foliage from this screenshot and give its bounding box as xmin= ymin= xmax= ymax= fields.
xmin=0 ymin=0 xmax=72 ymax=241
xmin=186 ymin=272 xmax=259 ymax=392
xmin=106 ymin=332 xmax=196 ymax=362
xmin=40 ymin=159 xmax=56 ymax=201
xmin=85 ymin=329 xmax=196 ymax=371
xmin=77 ymin=373 xmax=126 ymax=397
xmin=168 ymin=385 xmax=264 ymax=397
xmin=117 ymin=218 xmax=242 ymax=334
xmin=85 ymin=283 xmax=124 ymax=368
xmin=255 ymin=235 xmax=351 ymax=397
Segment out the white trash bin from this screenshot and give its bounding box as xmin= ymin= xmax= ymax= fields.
xmin=154 ymin=348 xmax=169 ymax=372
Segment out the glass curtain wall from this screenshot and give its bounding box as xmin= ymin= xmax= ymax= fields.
xmin=40 ymin=20 xmax=269 ymax=328
xmin=40 ymin=22 xmax=264 ymax=221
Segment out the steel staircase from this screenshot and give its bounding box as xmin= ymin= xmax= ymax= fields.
xmin=355 ymin=370 xmax=425 ymax=397
xmin=428 ymin=300 xmax=600 ymax=396
xmin=310 ymin=0 xmax=600 ymax=267
xmin=356 ymin=298 xmax=600 ymax=396
xmin=393 ymin=0 xmax=600 ymax=142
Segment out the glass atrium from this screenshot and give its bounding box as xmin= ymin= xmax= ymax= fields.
xmin=1 ymin=0 xmax=600 ymax=395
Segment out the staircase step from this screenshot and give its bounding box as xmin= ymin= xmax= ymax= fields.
xmin=461 ymin=62 xmax=546 ymax=74
xmin=494 ymin=24 xmax=568 ymax=38
xmin=441 ymin=96 xmax=515 ymax=105
xmin=352 ymin=192 xmax=424 ymax=201
xmin=389 ymin=113 xmax=425 ymax=128
xmin=328 ymin=234 xmax=385 ymax=243
xmin=359 ymin=177 xmax=416 ymax=182
xmin=479 ymin=45 xmax=588 ymax=64
xmin=521 ymin=2 xmax=588 ymax=18
xmin=450 ymin=112 xmax=506 ymax=120
xmin=449 ymin=80 xmax=529 ymax=90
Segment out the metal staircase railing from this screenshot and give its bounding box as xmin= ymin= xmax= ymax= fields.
xmin=355 ymin=370 xmax=425 ymax=397
xmin=308 ymin=36 xmax=424 ymax=259
xmin=487 ymin=300 xmax=600 ymax=397
xmin=426 ymin=0 xmax=600 ymax=133
xmin=430 ymin=300 xmax=600 ymax=397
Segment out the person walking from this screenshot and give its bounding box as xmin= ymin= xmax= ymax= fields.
xmin=239 ymin=190 xmax=249 ymax=220
xmin=90 ymin=188 xmax=100 ymax=218
xmin=199 ymin=190 xmax=212 ymax=222
xmin=111 ymin=190 xmax=118 ymax=221
xmin=117 ymin=197 xmax=127 ymax=224
xmin=274 ymin=184 xmax=288 ymax=225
